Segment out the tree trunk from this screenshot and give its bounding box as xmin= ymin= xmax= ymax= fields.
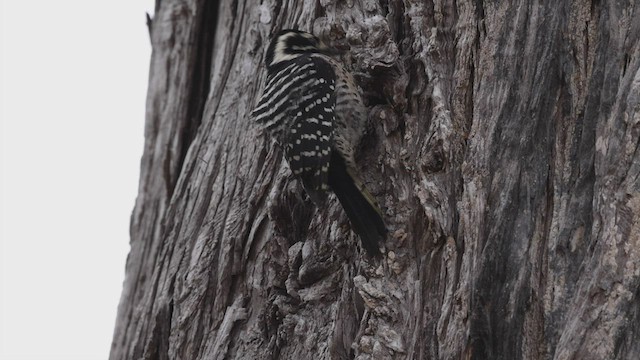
xmin=110 ymin=1 xmax=640 ymax=359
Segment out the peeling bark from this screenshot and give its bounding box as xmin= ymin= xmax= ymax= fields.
xmin=111 ymin=1 xmax=640 ymax=359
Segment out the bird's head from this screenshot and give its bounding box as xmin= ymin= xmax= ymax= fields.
xmin=265 ymin=29 xmax=333 ymax=70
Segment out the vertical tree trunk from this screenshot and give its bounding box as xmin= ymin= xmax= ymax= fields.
xmin=111 ymin=1 xmax=640 ymax=359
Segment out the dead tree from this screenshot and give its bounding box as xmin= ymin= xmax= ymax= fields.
xmin=110 ymin=1 xmax=640 ymax=359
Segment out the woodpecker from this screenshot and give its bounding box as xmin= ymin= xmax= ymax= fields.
xmin=252 ymin=29 xmax=386 ymax=256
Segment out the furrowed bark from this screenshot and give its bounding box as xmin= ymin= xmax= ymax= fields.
xmin=111 ymin=1 xmax=640 ymax=359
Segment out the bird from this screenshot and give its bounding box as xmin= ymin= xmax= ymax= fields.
xmin=251 ymin=29 xmax=386 ymax=256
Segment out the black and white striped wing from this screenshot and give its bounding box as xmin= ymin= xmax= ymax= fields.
xmin=285 ymin=58 xmax=336 ymax=201
xmin=252 ymin=56 xmax=336 ymax=202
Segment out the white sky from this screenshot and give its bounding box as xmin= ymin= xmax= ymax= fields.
xmin=2 ymin=1 xmax=155 ymax=359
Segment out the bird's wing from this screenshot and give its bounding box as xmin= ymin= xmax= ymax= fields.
xmin=283 ymin=56 xmax=336 ymax=203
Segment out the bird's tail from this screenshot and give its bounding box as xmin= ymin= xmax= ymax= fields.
xmin=328 ymin=152 xmax=386 ymax=256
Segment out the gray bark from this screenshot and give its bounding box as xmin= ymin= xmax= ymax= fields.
xmin=110 ymin=0 xmax=640 ymax=359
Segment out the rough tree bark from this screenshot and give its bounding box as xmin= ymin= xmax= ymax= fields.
xmin=110 ymin=1 xmax=640 ymax=359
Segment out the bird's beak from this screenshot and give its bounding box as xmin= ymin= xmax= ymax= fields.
xmin=318 ymin=40 xmax=345 ymax=56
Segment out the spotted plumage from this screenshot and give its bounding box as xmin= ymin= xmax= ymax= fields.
xmin=252 ymin=29 xmax=386 ymax=255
